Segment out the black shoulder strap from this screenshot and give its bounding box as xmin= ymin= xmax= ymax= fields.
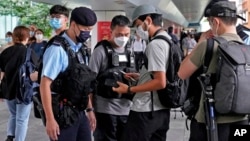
xmin=94 ymin=40 xmax=114 ymax=69
xmin=213 ymin=36 xmax=228 ymax=45
xmin=40 ymin=35 xmax=72 ymax=62
xmin=143 ymin=35 xmax=172 ymax=70
xmin=151 ymin=35 xmax=172 ymax=46
xmin=203 ymin=38 xmax=214 ymax=73
xmin=148 ymin=35 xmax=172 ymax=118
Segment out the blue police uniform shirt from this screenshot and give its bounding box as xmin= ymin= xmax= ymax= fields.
xmin=41 ymin=32 xmax=83 ymax=80
xmin=243 ymin=30 xmax=250 ymax=45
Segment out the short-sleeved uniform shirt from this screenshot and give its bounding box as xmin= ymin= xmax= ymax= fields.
xmin=131 ymin=31 xmax=171 ymax=112
xmin=190 ymin=33 xmax=248 ymax=123
xmin=41 ymin=33 xmax=82 ymax=81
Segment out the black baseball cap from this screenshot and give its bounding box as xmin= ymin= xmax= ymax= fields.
xmin=204 ymin=1 xmax=245 ymax=20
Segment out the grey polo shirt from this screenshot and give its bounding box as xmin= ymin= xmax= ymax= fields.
xmin=131 ymin=31 xmax=171 ymax=112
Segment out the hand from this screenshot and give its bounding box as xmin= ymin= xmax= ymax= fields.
xmin=124 ymin=73 xmax=140 ymax=81
xmin=198 ymin=30 xmax=214 ymax=43
xmin=30 ymin=71 xmax=38 ymax=81
xmin=112 ymin=82 xmax=129 ymax=94
xmin=0 ymin=99 xmax=3 ymax=102
xmin=46 ymin=118 xmax=60 ymax=141
xmin=87 ymin=111 xmax=96 ymax=131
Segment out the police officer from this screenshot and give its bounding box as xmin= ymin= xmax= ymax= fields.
xmin=40 ymin=7 xmax=97 ymax=141
xmin=89 ymin=15 xmax=134 ymax=141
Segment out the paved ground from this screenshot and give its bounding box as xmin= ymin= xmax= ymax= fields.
xmin=0 ymin=102 xmax=189 ymax=141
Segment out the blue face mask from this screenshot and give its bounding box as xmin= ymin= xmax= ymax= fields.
xmin=49 ymin=18 xmax=62 ymax=30
xmin=5 ymin=37 xmax=12 ymax=43
xmin=76 ymin=30 xmax=91 ymax=43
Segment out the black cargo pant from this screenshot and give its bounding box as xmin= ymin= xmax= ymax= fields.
xmin=134 ymin=51 xmax=144 ymax=71
xmin=94 ymin=112 xmax=128 ymax=141
xmin=120 ymin=109 xmax=170 ymax=141
xmin=189 ymin=118 xmax=249 ymax=141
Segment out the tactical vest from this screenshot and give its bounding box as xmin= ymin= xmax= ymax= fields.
xmin=94 ymin=40 xmax=136 ymax=99
xmin=48 ymin=36 xmax=96 ymax=110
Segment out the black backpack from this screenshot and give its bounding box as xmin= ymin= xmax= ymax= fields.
xmin=144 ymin=34 xmax=185 ymax=108
xmin=181 ymin=38 xmax=214 ymax=119
xmin=212 ymin=37 xmax=250 ymax=114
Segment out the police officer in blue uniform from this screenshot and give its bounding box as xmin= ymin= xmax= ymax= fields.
xmin=39 ymin=7 xmax=97 ymax=141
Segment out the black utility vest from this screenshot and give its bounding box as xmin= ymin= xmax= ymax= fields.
xmin=95 ymin=40 xmax=136 ymax=99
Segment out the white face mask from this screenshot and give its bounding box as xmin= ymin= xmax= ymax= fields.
xmin=209 ymin=20 xmax=218 ymax=36
xmin=136 ymin=25 xmax=149 ymax=40
xmin=114 ymin=36 xmax=129 ymax=48
xmin=35 ymin=34 xmax=43 ymax=41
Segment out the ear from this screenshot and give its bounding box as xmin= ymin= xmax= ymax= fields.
xmin=145 ymin=16 xmax=152 ymax=25
xmin=213 ymin=18 xmax=220 ymax=26
xmin=65 ymin=17 xmax=69 ymax=23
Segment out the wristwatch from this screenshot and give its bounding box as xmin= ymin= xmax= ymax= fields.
xmin=127 ymin=86 xmax=132 ymax=94
xmin=86 ymin=107 xmax=94 ymax=112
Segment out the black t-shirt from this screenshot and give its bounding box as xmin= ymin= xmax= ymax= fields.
xmin=0 ymin=43 xmax=39 ymax=99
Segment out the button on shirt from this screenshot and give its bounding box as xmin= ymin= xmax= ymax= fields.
xmin=41 ymin=33 xmax=82 ymax=80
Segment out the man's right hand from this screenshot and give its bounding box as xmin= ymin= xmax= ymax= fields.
xmin=46 ymin=118 xmax=60 ymax=141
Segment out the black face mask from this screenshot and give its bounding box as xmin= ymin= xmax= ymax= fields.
xmin=76 ymin=30 xmax=91 ymax=43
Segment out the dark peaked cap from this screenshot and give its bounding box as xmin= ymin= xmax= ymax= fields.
xmin=205 ymin=1 xmax=245 ymax=20
xmin=207 ymin=1 xmax=237 ymax=17
xmin=71 ymin=7 xmax=97 ymax=26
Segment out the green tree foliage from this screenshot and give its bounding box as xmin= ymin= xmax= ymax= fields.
xmin=0 ymin=0 xmax=52 ymax=37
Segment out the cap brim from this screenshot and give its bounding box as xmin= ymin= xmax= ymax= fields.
xmin=237 ymin=15 xmax=246 ymax=21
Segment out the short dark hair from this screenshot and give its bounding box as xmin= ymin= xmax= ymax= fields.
xmin=168 ymin=26 xmax=173 ymax=33
xmin=138 ymin=13 xmax=162 ymax=26
xmin=218 ymin=17 xmax=237 ymax=25
xmin=110 ymin=15 xmax=130 ymax=30
xmin=13 ymin=26 xmax=30 ymax=44
xmin=35 ymin=29 xmax=44 ymax=34
xmin=5 ymin=31 xmax=13 ymax=37
xmin=50 ymin=5 xmax=69 ymax=17
xmin=210 ymin=16 xmax=237 ymax=26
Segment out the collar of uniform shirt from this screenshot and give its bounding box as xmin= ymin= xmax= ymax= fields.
xmin=62 ymin=32 xmax=82 ymax=52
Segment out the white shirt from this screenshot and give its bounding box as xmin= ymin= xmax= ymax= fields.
xmin=131 ymin=38 xmax=146 ymax=52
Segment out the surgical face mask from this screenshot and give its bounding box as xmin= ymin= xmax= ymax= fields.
xmin=114 ymin=36 xmax=129 ymax=47
xmin=77 ymin=30 xmax=91 ymax=43
xmin=49 ymin=18 xmax=62 ymax=30
xmin=35 ymin=34 xmax=43 ymax=41
xmin=136 ymin=25 xmax=149 ymax=40
xmin=5 ymin=37 xmax=12 ymax=43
